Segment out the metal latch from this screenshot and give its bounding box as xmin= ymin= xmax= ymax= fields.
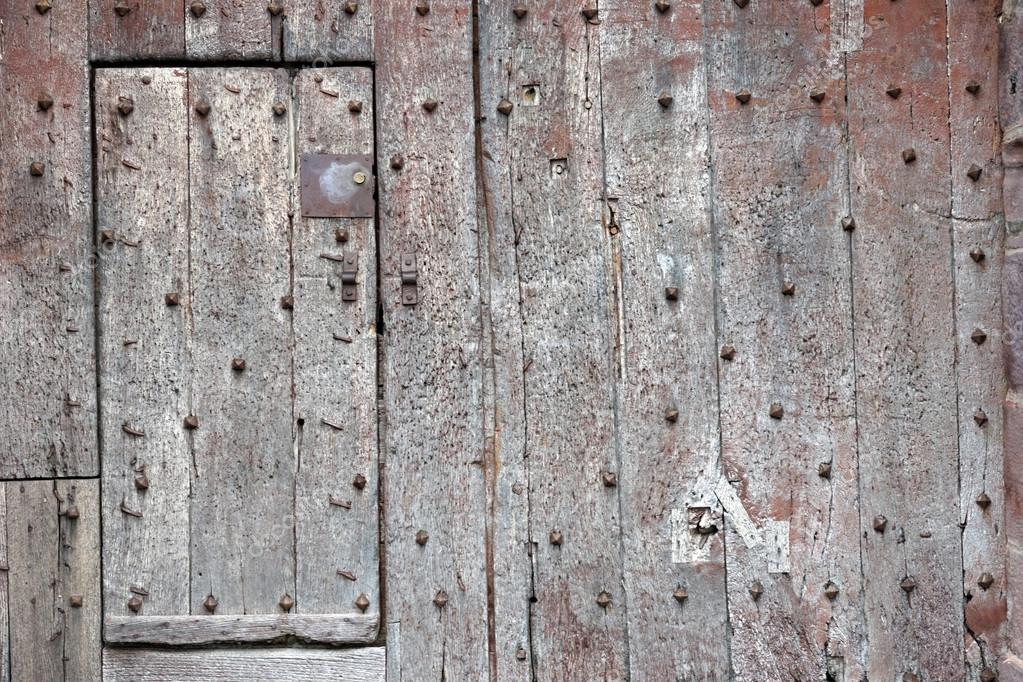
xmin=300 ymin=153 xmax=375 ymax=218
xmin=341 ymin=252 xmax=358 ymax=302
xmin=400 ymin=253 xmax=417 ymax=306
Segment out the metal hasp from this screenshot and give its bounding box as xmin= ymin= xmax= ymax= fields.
xmin=341 ymin=252 xmax=358 ymax=301
xmin=400 ymin=253 xmax=418 ymax=306
xmin=300 ymin=153 xmax=375 ymax=218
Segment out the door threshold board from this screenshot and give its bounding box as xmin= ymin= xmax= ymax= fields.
xmin=105 ymin=613 xmax=378 ymax=646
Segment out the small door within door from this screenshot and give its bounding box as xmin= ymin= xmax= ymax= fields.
xmin=94 ymin=66 xmax=378 ymax=643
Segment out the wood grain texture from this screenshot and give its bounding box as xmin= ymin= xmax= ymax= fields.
xmin=89 ymin=0 xmax=185 ymax=61
xmin=104 ymin=613 xmax=377 ymax=644
xmin=0 ymin=0 xmax=96 ymax=479
xmin=103 ymin=646 xmax=385 ymax=682
xmin=292 ymin=67 xmax=378 ymax=618
xmin=95 ymin=67 xmax=192 ymax=619
xmin=598 ymin=1 xmax=730 ymax=678
xmin=2 ymin=480 xmax=100 ymax=682
xmin=847 ymin=0 xmax=963 ymax=678
xmin=375 ymin=1 xmax=490 ymax=678
xmin=185 ymin=0 xmax=276 ymax=60
xmin=283 ymin=0 xmax=373 ymax=62
xmin=0 ymin=484 xmax=8 ymax=682
xmin=704 ymin=0 xmax=864 ymax=679
xmin=188 ymin=67 xmax=295 ymax=615
xmin=948 ymin=1 xmax=1008 ymax=677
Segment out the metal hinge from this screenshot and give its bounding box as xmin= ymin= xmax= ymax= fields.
xmin=400 ymin=253 xmax=417 ymax=306
xmin=341 ymin=252 xmax=358 ymax=302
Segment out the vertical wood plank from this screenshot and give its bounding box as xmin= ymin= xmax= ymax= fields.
xmin=704 ymin=0 xmax=864 ymax=678
xmin=283 ymin=0 xmax=373 ymax=62
xmin=0 ymin=0 xmax=95 ymax=479
xmin=89 ymin=0 xmax=185 ymax=61
xmin=292 ymin=67 xmax=379 ymax=618
xmin=847 ymin=0 xmax=963 ymax=678
xmin=948 ymin=1 xmax=1008 ymax=678
xmin=95 ymin=67 xmax=192 ymax=619
xmin=598 ymin=1 xmax=730 ymax=678
xmin=0 ymin=484 xmax=9 ymax=682
xmin=188 ymin=68 xmax=294 ymax=615
xmin=375 ymin=1 xmax=490 ymax=678
xmin=186 ymin=1 xmax=276 ymax=60
xmin=3 ymin=480 xmax=99 ymax=682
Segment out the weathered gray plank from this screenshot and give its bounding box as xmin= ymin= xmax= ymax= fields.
xmin=704 ymin=0 xmax=864 ymax=678
xmin=89 ymin=0 xmax=185 ymax=61
xmin=103 ymin=646 xmax=385 ymax=682
xmin=188 ymin=68 xmax=295 ymax=615
xmin=598 ymin=1 xmax=730 ymax=678
xmin=185 ymin=0 xmax=276 ymax=60
xmin=949 ymin=1 xmax=1008 ymax=678
xmin=283 ymin=0 xmax=373 ymax=62
xmin=847 ymin=1 xmax=963 ymax=678
xmin=3 ymin=480 xmax=100 ymax=682
xmin=104 ymin=613 xmax=377 ymax=645
xmin=375 ymin=1 xmax=490 ymax=678
xmin=95 ymin=67 xmax=192 ymax=619
xmin=0 ymin=484 xmax=7 ymax=682
xmin=292 ymin=67 xmax=379 ymax=619
xmin=0 ymin=0 xmax=96 ymax=479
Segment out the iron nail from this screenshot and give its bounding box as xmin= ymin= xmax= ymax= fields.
xmin=841 ymin=215 xmax=856 ymax=231
xmin=69 ymin=594 xmax=84 ymax=607
xmin=665 ymin=407 xmax=679 ymax=423
xmin=280 ymin=294 xmax=294 ymax=310
xmin=873 ymin=514 xmax=887 ymax=532
xmin=720 ymin=345 xmax=736 ymax=361
xmin=335 ymin=227 xmax=349 ymax=242
xmin=127 ymin=595 xmax=143 ymax=613
xmin=969 ymin=247 xmax=986 ymax=263
xmin=183 ymin=414 xmax=199 ymax=430
xmin=673 ymin=585 xmax=687 ymax=603
xmin=38 ymin=94 xmax=54 ymax=111
xmin=415 ymin=530 xmax=429 ymax=545
xmin=36 ymin=0 xmax=51 ymax=14
xmin=966 ymin=81 xmax=981 ymax=95
xmin=735 ymin=89 xmax=752 ymax=104
xmin=344 ymin=0 xmax=358 ymax=13
xmin=810 ymin=90 xmax=826 ymax=103
xmin=119 ymin=502 xmax=142 ymax=517
xmin=976 ymin=492 xmax=991 ymax=508
xmin=117 ymin=97 xmax=135 ymax=116
xmin=279 ymin=594 xmax=295 ymax=612
xmin=900 ymin=576 xmax=916 ymax=593
xmin=390 ymin=154 xmax=404 ymax=170
xmin=665 ymin=286 xmax=679 ymax=300
xmin=978 ymin=572 xmax=995 ymax=589
xmin=134 ymin=474 xmax=149 ymax=490
xmin=581 ymin=5 xmax=598 ymax=20
xmin=355 ymin=593 xmax=370 ymax=612
xmin=818 ymin=462 xmax=832 ymax=479
xmin=658 ymin=92 xmax=674 ymax=108
xmin=267 ymin=0 xmax=283 ymax=15
xmin=749 ymin=581 xmax=763 ymax=600
xmin=513 ymin=3 xmax=527 ymax=18
xmin=769 ymin=402 xmax=784 ymax=420
xmin=497 ymin=99 xmax=514 ymax=115
xmin=348 ymin=100 xmax=363 ymax=113
xmin=433 ymin=590 xmax=448 ymax=608
xmin=422 ymin=99 xmax=438 ymax=112
xmin=415 ymin=1 xmax=430 ymax=15
xmin=190 ymin=0 xmax=206 ymax=17
xmin=272 ymin=101 xmax=287 ymax=116
xmin=549 ymin=529 xmax=563 ymax=545
xmin=122 ymin=423 xmax=146 ymax=437
xmin=114 ymin=1 xmax=131 ymax=16
xmin=656 ymin=0 xmax=671 ymax=12
xmin=353 ymin=473 xmax=367 ymax=490
xmin=980 ymin=668 xmax=998 ymax=681
xmin=967 ymin=164 xmax=982 ymax=181
xmin=601 ymin=470 xmax=618 ymax=487
xmin=203 ymin=594 xmax=218 ymax=612
xmin=65 ymin=505 xmax=80 ymax=519
xmin=974 ymin=409 xmax=988 ymax=426
xmin=338 ymin=569 xmax=357 ymax=581
xmin=596 ymin=591 xmax=612 ymax=608
xmin=971 ymin=328 xmax=987 ymax=345
xmin=101 ymin=229 xmax=116 ymax=243
xmin=29 ymin=162 xmax=45 ymax=177
xmin=824 ymin=580 xmax=839 ymax=600
xmin=733 ymin=0 xmax=749 ymax=7
xmin=886 ymin=86 xmax=902 ymax=99
xmin=194 ymin=100 xmax=211 ymax=117
xmin=231 ymin=357 xmax=246 ymax=371
xmin=782 ymin=280 xmax=796 ymax=296
xmin=902 ymin=148 xmax=916 ymax=164
xmin=516 ymin=647 xmax=527 ymax=660
xmin=164 ymin=292 xmax=180 ymax=306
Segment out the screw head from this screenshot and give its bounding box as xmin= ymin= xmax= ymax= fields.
xmin=841 ymin=215 xmax=856 ymax=231
xmin=823 ymin=580 xmax=839 ymax=600
xmin=781 ymin=280 xmax=796 ymax=296
xmin=231 ymin=357 xmax=246 ymax=372
xmin=886 ymin=86 xmax=902 ymax=99
xmin=203 ymin=594 xmax=218 ymax=612
xmin=549 ymin=529 xmax=563 ymax=545
xmin=735 ymin=89 xmax=752 ymax=104
xmin=422 ymin=99 xmax=438 ymax=112
xmin=279 ymin=594 xmax=295 ymax=612
xmin=134 ymin=474 xmax=149 ymax=490
xmin=344 ymin=0 xmax=358 ymax=13
xmin=971 ymin=328 xmax=987 ymax=345
xmin=974 ymin=409 xmax=988 ymax=426
xmin=655 ymin=0 xmax=671 ymax=11
xmin=117 ymin=97 xmax=135 ymax=116
xmin=416 ymin=1 xmax=430 ymax=15
xmin=658 ymin=92 xmax=674 ymax=108
xmin=348 ymin=100 xmax=363 ymax=114
xmin=194 ymin=100 xmax=211 ymax=116
xmin=114 ymin=1 xmax=131 ymax=16
xmin=809 ymin=90 xmax=826 ymax=103
xmin=970 ymin=247 xmax=986 ymax=263
xmin=190 ymin=0 xmax=206 ymax=17
xmin=769 ymin=403 xmax=784 ymax=420
xmin=353 ymin=473 xmax=367 ymax=490
xmin=720 ymin=345 xmax=736 ymax=361
xmin=433 ymin=590 xmax=448 ymax=608
xmin=267 ymin=1 xmax=283 ymax=15
xmin=978 ymin=572 xmax=995 ymax=590
xmin=672 ymin=585 xmax=688 ymax=603
xmin=512 ymin=3 xmax=527 ymax=18
xmin=35 ymin=0 xmax=51 ymax=14
xmin=38 ymin=94 xmax=54 ymax=111
xmin=872 ymin=514 xmax=888 ymax=532
xmin=353 ymin=171 xmax=367 ymax=185
xmin=749 ymin=581 xmax=763 ymax=600
xmin=818 ymin=462 xmax=832 ymax=479
xmin=601 ymin=470 xmax=618 ymax=487
xmin=976 ymin=491 xmax=992 ymax=508
xmin=127 ymin=595 xmax=143 ymax=613
xmin=69 ymin=594 xmax=84 ymax=607
xmin=390 ymin=154 xmax=404 ymax=170
xmin=497 ymin=99 xmax=513 ymax=115
xmin=183 ymin=414 xmax=199 ymax=430
xmin=164 ymin=292 xmax=180 ymax=306
xmin=29 ymin=162 xmax=45 ymax=177
xmin=966 ymin=81 xmax=981 ymax=95
xmin=967 ymin=164 xmax=982 ymax=181
xmin=354 ymin=593 xmax=370 ymax=612
xmin=415 ymin=530 xmax=429 ymax=546
xmin=596 ymin=590 xmax=612 ymax=608
xmin=272 ymin=101 xmax=287 ymax=116
xmin=902 ymin=148 xmax=917 ymax=164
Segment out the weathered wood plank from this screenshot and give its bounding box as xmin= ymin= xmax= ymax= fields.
xmin=704 ymin=0 xmax=864 ymax=678
xmin=3 ymin=480 xmax=100 ymax=682
xmin=104 ymin=613 xmax=377 ymax=645
xmin=188 ymin=68 xmax=295 ymax=615
xmin=292 ymin=67 xmax=378 ymax=618
xmin=185 ymin=0 xmax=276 ymax=60
xmin=0 ymin=484 xmax=8 ymax=682
xmin=103 ymin=646 xmax=385 ymax=682
xmin=89 ymin=0 xmax=185 ymax=61
xmin=598 ymin=1 xmax=730 ymax=678
xmin=0 ymin=0 xmax=95 ymax=479
xmin=95 ymin=67 xmax=192 ymax=619
xmin=847 ymin=0 xmax=963 ymax=678
xmin=283 ymin=0 xmax=373 ymax=62
xmin=375 ymin=1 xmax=490 ymax=678
xmin=948 ymin=1 xmax=1008 ymax=678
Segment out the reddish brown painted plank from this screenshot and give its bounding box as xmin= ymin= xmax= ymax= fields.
xmin=89 ymin=0 xmax=185 ymax=61
xmin=283 ymin=0 xmax=373 ymax=62
xmin=375 ymin=2 xmax=490 ymax=679
xmin=599 ymin=1 xmax=730 ymax=678
xmin=847 ymin=1 xmax=963 ymax=678
xmin=0 ymin=0 xmax=95 ymax=479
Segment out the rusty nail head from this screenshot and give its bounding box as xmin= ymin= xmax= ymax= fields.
xmin=720 ymin=345 xmax=736 ymax=361
xmin=279 ymin=594 xmax=295 ymax=612
xmin=66 ymin=505 xmax=80 ymax=520
xmin=38 ymin=94 xmax=54 ymax=111
xmin=69 ymin=594 xmax=84 ymax=607
xmin=749 ymin=581 xmax=763 ymax=600
xmin=415 ymin=530 xmax=429 ymax=546
xmin=900 ymin=576 xmax=916 ymax=593
xmin=975 ymin=409 xmax=988 ymax=426
xmin=29 ymin=162 xmax=45 ymax=177
xmin=596 ymin=591 xmax=612 ymax=608
xmin=190 ymin=0 xmax=206 ymax=16
xmin=272 ymin=101 xmax=287 ymax=116
xmin=966 ymin=81 xmax=981 ymax=95
xmin=904 ymin=674 xmax=920 ymax=682
xmin=769 ymin=403 xmax=784 ymax=420
xmin=824 ymin=580 xmax=839 ymax=600
xmin=183 ymin=414 xmax=199 ymax=430
xmin=353 ymin=473 xmax=367 ymax=490
xmin=203 ymin=594 xmax=218 ymax=612
xmin=818 ymin=462 xmax=832 ymax=479
xmin=165 ymin=292 xmax=180 ymax=306
xmin=114 ymin=1 xmax=131 ymax=16
xmin=665 ymin=407 xmax=679 ymax=423
xmin=280 ymin=294 xmax=294 ymax=310
xmin=886 ymin=86 xmax=902 ymax=99
xmin=232 ymin=357 xmax=246 ymax=371
xmin=841 ymin=215 xmax=856 ymax=231
xmin=497 ymin=99 xmax=514 ymax=115
xmin=672 ymin=586 xmax=688 ymax=603
xmin=549 ymin=529 xmax=563 ymax=545
xmin=976 ymin=492 xmax=991 ymax=508
xmin=665 ymin=286 xmax=679 ymax=300
xmin=967 ymin=164 xmax=982 ymax=181
xmin=782 ymin=280 xmax=796 ymax=296
xmin=433 ymin=590 xmax=448 ymax=608
xmin=656 ymin=0 xmax=671 ymax=12
xmin=390 ymin=154 xmax=404 ymax=170
xmin=735 ymin=89 xmax=752 ymax=104
xmin=332 ymin=228 xmax=349 ymax=245
xmin=118 ymin=97 xmax=135 ymax=116
xmin=422 ymin=99 xmax=438 ymax=112
xmin=134 ymin=474 xmax=149 ymax=490
xmin=416 ymin=1 xmax=430 ymax=15
xmin=978 ymin=572 xmax=995 ymax=589
xmin=195 ymin=100 xmax=211 ymax=116
xmin=127 ymin=595 xmax=143 ymax=613
xmin=810 ymin=0 xmax=823 ymax=5
xmin=902 ymin=148 xmax=917 ymax=164
xmin=344 ymin=0 xmax=358 ymax=12
xmin=513 ymin=4 xmax=527 ymax=18
xmin=601 ymin=471 xmax=618 ymax=487
xmin=36 ymin=0 xmax=51 ymax=14
xmin=872 ymin=514 xmax=887 ymax=532
xmin=581 ymin=6 xmax=598 ymax=20
xmin=267 ymin=0 xmax=283 ymax=15
xmin=733 ymin=0 xmax=748 ymax=7
xmin=979 ymin=668 xmax=998 ymax=681
xmin=971 ymin=328 xmax=987 ymax=345
xmin=348 ymin=100 xmax=363 ymax=113
xmin=516 ymin=647 xmax=527 ymax=660
xmin=354 ymin=593 xmax=370 ymax=611
xmin=658 ymin=92 xmax=674 ymax=108
xmin=810 ymin=90 xmax=826 ymax=103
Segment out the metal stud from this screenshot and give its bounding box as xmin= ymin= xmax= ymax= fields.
xmin=348 ymin=100 xmax=363 ymax=113
xmin=280 ymin=294 xmax=294 ymax=310
xmin=978 ymin=572 xmax=995 ymax=590
xmin=134 ymin=474 xmax=149 ymax=490
xmin=581 ymin=5 xmax=598 ymax=20
xmin=782 ymin=280 xmax=796 ymax=296
xmin=415 ymin=530 xmax=429 ymax=546
xmin=971 ymin=328 xmax=987 ymax=345
xmin=966 ymin=81 xmax=981 ymax=95
xmin=672 ymin=585 xmax=687 ymax=603
xmin=65 ymin=505 xmax=80 ymax=519
xmin=735 ymin=89 xmax=752 ymax=104
xmin=69 ymin=594 xmax=84 ymax=607
xmin=165 ymin=292 xmax=180 ymax=306
xmin=967 ymin=164 xmax=982 ymax=181
xmin=809 ymin=90 xmax=826 ymax=103
xmin=267 ymin=1 xmax=283 ymax=15
xmin=872 ymin=514 xmax=887 ymax=532
xmin=974 ymin=409 xmax=988 ymax=426
xmin=749 ymin=581 xmax=763 ymax=601
xmin=344 ymin=1 xmax=358 ymax=13
xmin=665 ymin=286 xmax=679 ymax=300
xmin=279 ymin=594 xmax=295 ymax=612
xmin=203 ymin=594 xmax=218 ymax=613
xmin=422 ymin=99 xmax=438 ymax=112
xmin=976 ymin=492 xmax=992 ymax=509
xmin=655 ymin=0 xmax=671 ymax=11
xmin=601 ymin=471 xmax=618 ymax=487
xmin=497 ymin=99 xmax=514 ymax=115
xmin=355 ymin=593 xmax=370 ymax=612
xmin=35 ymin=0 xmax=51 ymax=14
xmin=118 ymin=97 xmax=135 ymax=117
xmin=194 ymin=100 xmax=211 ymax=116
xmin=733 ymin=0 xmax=749 ymax=7
xmin=516 ymin=647 xmax=527 ymax=660
xmin=658 ymin=92 xmax=674 ymax=108
xmin=38 ymin=94 xmax=54 ymax=111
xmin=818 ymin=462 xmax=832 ymax=479
xmin=190 ymin=0 xmax=206 ymax=17
xmin=720 ymin=345 xmax=736 ymax=361
xmin=353 ymin=473 xmax=367 ymax=490
xmin=114 ymin=1 xmax=131 ymax=16
xmin=127 ymin=595 xmax=143 ymax=613
xmin=549 ymin=529 xmax=563 ymax=545
xmin=513 ymin=3 xmax=527 ymax=18
xmin=29 ymin=162 xmax=45 ymax=177
xmin=769 ymin=403 xmax=784 ymax=420
xmin=231 ymin=357 xmax=246 ymax=372
xmin=415 ymin=1 xmax=430 ymax=15
xmin=980 ymin=667 xmax=998 ymax=681
xmin=902 ymin=148 xmax=916 ymax=164
xmin=886 ymin=86 xmax=902 ymax=99
xmin=183 ymin=415 xmax=199 ymax=430
xmin=904 ymin=674 xmax=920 ymax=682
xmin=665 ymin=408 xmax=679 ymax=423
xmin=970 ymin=247 xmax=986 ymax=263
xmin=823 ymin=580 xmax=839 ymax=600
xmin=390 ymin=154 xmax=404 ymax=170
xmin=433 ymin=590 xmax=448 ymax=608
xmin=841 ymin=215 xmax=856 ymax=232
xmin=596 ymin=591 xmax=612 ymax=608
xmin=900 ymin=576 xmax=916 ymax=593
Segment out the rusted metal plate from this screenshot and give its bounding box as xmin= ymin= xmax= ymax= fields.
xmin=300 ymin=153 xmax=374 ymax=218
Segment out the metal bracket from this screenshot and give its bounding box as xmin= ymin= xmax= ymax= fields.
xmin=341 ymin=252 xmax=358 ymax=302
xmin=400 ymin=253 xmax=417 ymax=306
xmin=300 ymin=153 xmax=375 ymax=218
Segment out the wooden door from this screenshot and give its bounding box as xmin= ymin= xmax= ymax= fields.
xmin=94 ymin=66 xmax=379 ymax=644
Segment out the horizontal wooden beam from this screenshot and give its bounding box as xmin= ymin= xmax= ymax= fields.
xmin=104 ymin=614 xmax=378 ymax=646
xmin=103 ymin=646 xmax=385 ymax=681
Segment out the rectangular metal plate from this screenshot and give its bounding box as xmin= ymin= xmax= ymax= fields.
xmin=300 ymin=153 xmax=375 ymax=218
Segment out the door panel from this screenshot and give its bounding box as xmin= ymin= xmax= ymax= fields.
xmin=96 ymin=66 xmax=377 ymax=635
